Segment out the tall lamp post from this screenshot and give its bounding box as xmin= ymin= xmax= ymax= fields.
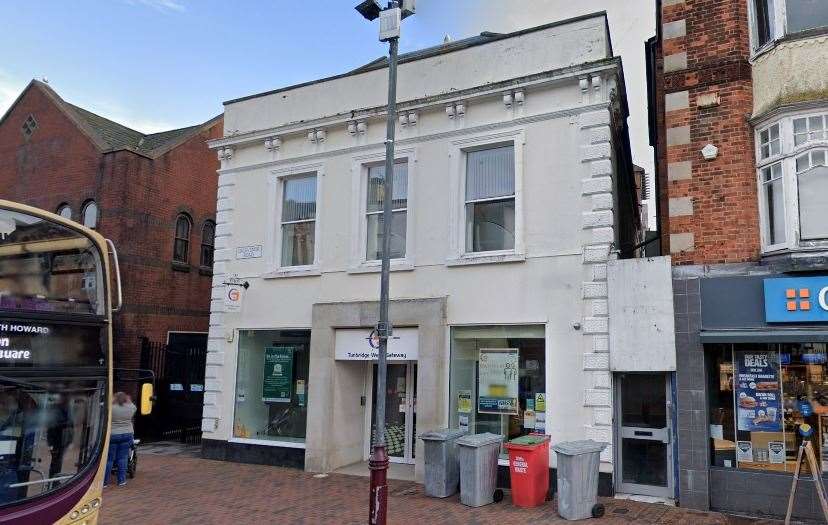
xmin=354 ymin=1 xmax=414 ymax=524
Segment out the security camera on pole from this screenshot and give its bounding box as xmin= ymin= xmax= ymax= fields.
xmin=354 ymin=1 xmax=414 ymax=524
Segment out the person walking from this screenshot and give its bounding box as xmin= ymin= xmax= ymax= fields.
xmin=104 ymin=392 xmax=136 ymax=487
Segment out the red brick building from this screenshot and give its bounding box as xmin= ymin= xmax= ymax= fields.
xmin=649 ymin=0 xmax=828 ymax=519
xmin=0 ymin=80 xmax=222 ymax=391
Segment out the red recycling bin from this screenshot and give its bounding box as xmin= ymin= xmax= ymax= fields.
xmin=505 ymin=434 xmax=550 ymax=507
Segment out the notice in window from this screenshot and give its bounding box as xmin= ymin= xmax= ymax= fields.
xmin=477 ymin=348 xmax=519 ymax=415
xmin=263 ymin=346 xmax=294 ymax=403
xmin=735 ymin=349 xmax=781 ymax=432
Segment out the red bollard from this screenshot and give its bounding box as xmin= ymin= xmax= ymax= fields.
xmin=369 ymin=444 xmax=389 ymax=525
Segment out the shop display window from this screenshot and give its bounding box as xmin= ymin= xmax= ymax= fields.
xmin=449 ymin=325 xmax=546 ymax=458
xmin=708 ymin=343 xmax=828 ymax=474
xmin=233 ymin=330 xmax=310 ymax=443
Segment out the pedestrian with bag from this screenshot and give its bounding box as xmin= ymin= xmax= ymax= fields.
xmin=104 ymin=392 xmax=136 ymax=487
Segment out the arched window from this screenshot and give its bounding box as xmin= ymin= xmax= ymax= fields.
xmin=173 ymin=214 xmax=192 ymax=263
xmin=81 ymin=200 xmax=98 ymax=229
xmin=57 ymin=204 xmax=72 ymax=220
xmin=200 ymin=220 xmax=215 ymax=268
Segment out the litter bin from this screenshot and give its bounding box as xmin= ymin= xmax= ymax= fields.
xmin=418 ymin=428 xmax=467 ymax=498
xmin=456 ymin=432 xmax=503 ymax=507
xmin=552 ymin=440 xmax=608 ymax=520
xmin=504 ymin=434 xmax=550 ymax=507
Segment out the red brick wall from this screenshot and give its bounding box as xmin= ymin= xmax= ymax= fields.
xmin=0 ymin=83 xmax=221 ymax=387
xmin=657 ymin=0 xmax=760 ymax=265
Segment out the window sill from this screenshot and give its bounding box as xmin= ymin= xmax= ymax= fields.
xmin=262 ymin=266 xmax=321 ymax=279
xmin=199 ymin=266 xmax=213 ymax=277
xmin=446 ymin=252 xmax=526 ymax=267
xmin=171 ymin=261 xmax=191 ymax=273
xmin=761 ymin=247 xmax=828 ymax=272
xmin=347 ymin=260 xmax=415 ymax=274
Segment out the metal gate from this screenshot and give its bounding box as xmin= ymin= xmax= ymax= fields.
xmin=134 ymin=337 xmax=207 ymax=444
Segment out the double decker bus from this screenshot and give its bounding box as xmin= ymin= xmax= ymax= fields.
xmin=0 ymin=200 xmax=141 ymax=524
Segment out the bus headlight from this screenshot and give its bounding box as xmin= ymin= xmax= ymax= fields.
xmin=70 ymin=511 xmax=79 ymax=519
xmin=80 ymin=504 xmax=90 ymax=514
xmin=90 ymin=498 xmax=100 ymax=508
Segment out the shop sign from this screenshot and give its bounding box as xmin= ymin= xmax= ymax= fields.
xmin=477 ymin=348 xmax=519 ymax=415
xmin=734 ymin=349 xmax=782 ymax=432
xmin=224 ymin=284 xmax=244 ymax=312
xmin=334 ymin=328 xmax=418 ymax=361
xmin=764 ymin=276 xmax=828 ymax=323
xmin=263 ymin=346 xmax=294 ymax=403
xmin=236 ymin=245 xmax=262 ymax=259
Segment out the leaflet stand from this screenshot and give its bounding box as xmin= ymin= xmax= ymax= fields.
xmin=784 ymin=441 xmax=828 ymax=524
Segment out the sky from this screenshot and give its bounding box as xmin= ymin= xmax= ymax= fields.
xmin=0 ymin=0 xmax=655 ymax=173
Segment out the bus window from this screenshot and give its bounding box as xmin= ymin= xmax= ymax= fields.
xmin=0 ymin=209 xmax=104 ymax=316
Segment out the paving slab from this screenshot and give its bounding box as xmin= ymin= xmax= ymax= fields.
xmin=99 ymin=454 xmax=785 ymax=525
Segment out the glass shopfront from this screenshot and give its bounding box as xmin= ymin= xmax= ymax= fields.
xmin=708 ymin=342 xmax=828 ymax=474
xmin=233 ymin=330 xmax=310 ymax=443
xmin=449 ymin=325 xmax=545 ymax=458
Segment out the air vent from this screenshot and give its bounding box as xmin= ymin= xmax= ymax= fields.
xmin=21 ymin=115 xmax=37 ymax=137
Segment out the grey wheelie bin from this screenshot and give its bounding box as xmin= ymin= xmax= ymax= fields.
xmin=552 ymin=440 xmax=608 ymax=520
xmin=419 ymin=428 xmax=467 ymax=497
xmin=456 ymin=432 xmax=504 ymax=507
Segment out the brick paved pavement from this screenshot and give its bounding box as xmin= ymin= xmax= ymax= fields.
xmin=99 ymin=454 xmax=782 ymax=525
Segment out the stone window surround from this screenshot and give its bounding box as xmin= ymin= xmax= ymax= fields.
xmin=263 ymin=162 xmax=324 ymax=278
xmin=445 ymin=128 xmax=526 ymax=266
xmin=347 ymin=147 xmax=417 ymax=274
xmin=747 ymin=0 xmax=828 ymax=59
xmin=755 ymin=107 xmax=828 ymax=254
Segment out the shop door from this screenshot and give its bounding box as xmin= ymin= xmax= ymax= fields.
xmin=368 ymin=362 xmax=417 ymax=463
xmin=615 ymin=373 xmax=674 ymax=498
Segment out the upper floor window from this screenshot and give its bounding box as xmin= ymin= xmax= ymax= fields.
xmin=173 ymin=213 xmax=192 ymax=263
xmin=366 ymin=162 xmax=408 ymax=261
xmin=787 ymin=0 xmax=828 ymax=34
xmin=81 ymin=200 xmax=98 ymax=229
xmin=756 ymin=113 xmax=828 ymax=252
xmin=56 ymin=204 xmax=72 ymax=220
xmin=760 ymin=123 xmax=781 ymax=159
xmin=200 ymin=220 xmax=215 ymax=268
xmin=754 ymin=0 xmax=775 ymax=48
xmin=794 ymin=149 xmax=828 ymax=240
xmin=280 ymin=174 xmax=316 ymax=267
xmin=793 ymin=115 xmax=826 ymax=146
xmin=751 ymin=0 xmax=828 ymax=51
xmin=465 ymin=145 xmax=515 ymax=253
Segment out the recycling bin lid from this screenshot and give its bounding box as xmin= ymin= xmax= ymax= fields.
xmin=456 ymin=432 xmax=503 ymax=448
xmin=552 ymin=439 xmax=608 ymax=456
xmin=418 ymin=428 xmax=467 ymax=441
xmin=505 ymin=434 xmax=549 ymax=449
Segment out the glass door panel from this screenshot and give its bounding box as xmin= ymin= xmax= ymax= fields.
xmin=371 ymin=363 xmax=408 ymax=458
xmin=616 ymin=373 xmax=673 ymax=498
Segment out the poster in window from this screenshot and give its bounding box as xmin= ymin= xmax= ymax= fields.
xmin=263 ymin=346 xmax=294 ymax=403
xmin=477 ymin=348 xmax=519 ymax=415
xmin=734 ymin=349 xmax=781 ymax=432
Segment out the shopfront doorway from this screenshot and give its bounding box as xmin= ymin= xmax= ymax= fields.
xmin=614 ymin=373 xmax=674 ymax=499
xmin=365 ymin=362 xmax=417 ymax=464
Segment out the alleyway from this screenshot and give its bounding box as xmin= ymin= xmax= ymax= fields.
xmin=99 ymin=451 xmax=782 ymax=525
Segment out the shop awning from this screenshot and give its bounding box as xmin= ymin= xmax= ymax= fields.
xmin=700 ymin=329 xmax=828 ymax=343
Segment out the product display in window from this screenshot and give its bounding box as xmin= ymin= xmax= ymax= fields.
xmin=709 ymin=343 xmax=828 ymax=474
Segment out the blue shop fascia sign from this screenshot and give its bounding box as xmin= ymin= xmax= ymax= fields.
xmin=764 ymin=276 xmax=828 ymax=323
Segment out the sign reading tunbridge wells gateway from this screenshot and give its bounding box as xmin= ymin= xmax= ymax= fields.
xmin=764 ymin=277 xmax=828 ymax=323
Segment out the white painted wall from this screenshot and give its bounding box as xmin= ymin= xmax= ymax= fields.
xmin=204 ymin=14 xmax=628 ymax=471
xmin=608 ymin=257 xmax=676 ymax=372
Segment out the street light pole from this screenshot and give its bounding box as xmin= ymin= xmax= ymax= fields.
xmin=369 ymin=31 xmax=398 ymax=525
xmin=354 ymin=3 xmax=413 ymax=523
xmin=368 ymin=29 xmax=399 ymax=525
